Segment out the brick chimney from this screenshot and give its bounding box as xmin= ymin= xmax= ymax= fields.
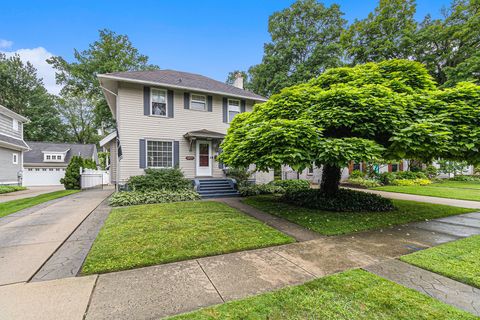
xmin=233 ymin=72 xmax=244 ymax=89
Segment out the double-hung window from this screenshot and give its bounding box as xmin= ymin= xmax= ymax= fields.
xmin=190 ymin=94 xmax=207 ymax=111
xmin=228 ymin=99 xmax=240 ymax=123
xmin=151 ymin=88 xmax=167 ymax=116
xmin=147 ymin=140 xmax=173 ymax=168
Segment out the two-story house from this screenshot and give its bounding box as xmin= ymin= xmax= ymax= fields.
xmin=98 ymin=70 xmax=271 ymax=194
xmin=0 ymin=105 xmax=30 ymax=185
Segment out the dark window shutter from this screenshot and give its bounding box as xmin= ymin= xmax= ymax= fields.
xmin=139 ymin=139 xmax=146 ymax=169
xmin=168 ymin=90 xmax=174 ymax=118
xmin=143 ymin=87 xmax=150 ymax=115
xmin=240 ymin=99 xmax=246 ymax=113
xmin=222 ymin=98 xmax=228 ymax=123
xmin=207 ymin=95 xmax=213 ymax=112
xmin=173 ymin=141 xmax=180 ymax=167
xmin=184 ymin=92 xmax=190 ymax=109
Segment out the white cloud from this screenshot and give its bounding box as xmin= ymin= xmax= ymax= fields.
xmin=1 ymin=47 xmax=61 ymax=95
xmin=0 ymin=39 xmax=13 ymax=49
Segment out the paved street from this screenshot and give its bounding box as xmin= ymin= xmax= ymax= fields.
xmin=0 ymin=189 xmax=112 ymax=286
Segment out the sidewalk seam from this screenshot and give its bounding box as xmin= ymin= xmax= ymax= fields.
xmin=83 ymin=275 xmax=99 ymax=320
xmin=196 ymin=260 xmax=225 ymax=303
xmin=273 ymin=251 xmax=317 ymax=278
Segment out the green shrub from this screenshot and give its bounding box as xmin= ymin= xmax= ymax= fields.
xmin=128 ymin=168 xmax=192 ymax=192
xmin=349 ymin=170 xmax=364 ymax=179
xmin=424 ymin=165 xmax=438 ymax=179
xmin=394 ymin=171 xmax=427 ymax=180
xmin=60 ymin=156 xmax=96 ymax=190
xmin=0 ymin=185 xmax=26 ymax=194
xmin=269 ymin=179 xmax=310 ymax=193
xmin=109 ymin=190 xmax=200 ymax=207
xmin=379 ymin=172 xmax=397 ymax=185
xmin=239 ymin=184 xmax=285 ymax=197
xmin=282 ymin=189 xmax=394 ymax=212
xmin=449 ymin=175 xmax=480 ymax=182
xmin=226 ymin=167 xmax=252 ymax=186
xmin=346 ymin=177 xmax=381 ymax=188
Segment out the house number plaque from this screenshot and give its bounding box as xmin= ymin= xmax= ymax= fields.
xmin=185 ymin=156 xmax=195 ymax=160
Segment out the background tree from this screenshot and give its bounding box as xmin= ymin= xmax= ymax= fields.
xmin=48 ymin=29 xmax=158 ymax=131
xmin=414 ymin=0 xmax=480 ymax=86
xmin=220 ymin=60 xmax=480 ymax=196
xmin=0 ymin=53 xmax=67 ymax=141
xmin=342 ymin=0 xmax=417 ymax=64
xmin=225 ymin=70 xmax=251 ymax=90
xmin=56 ymin=96 xmax=97 ymax=144
xmin=248 ymin=0 xmax=346 ymax=97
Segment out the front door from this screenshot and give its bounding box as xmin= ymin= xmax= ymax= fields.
xmin=196 ymin=140 xmax=212 ymax=176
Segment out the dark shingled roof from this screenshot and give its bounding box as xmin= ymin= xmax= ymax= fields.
xmin=101 ymin=69 xmax=267 ymax=101
xmin=24 ymin=142 xmax=97 ymax=165
xmin=0 ymin=133 xmax=29 ymax=150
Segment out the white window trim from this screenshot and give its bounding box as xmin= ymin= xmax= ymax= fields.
xmin=150 ymin=88 xmax=168 ymax=117
xmin=146 ymin=139 xmax=174 ymax=169
xmin=227 ymin=98 xmax=241 ymax=123
xmin=12 ymin=119 xmax=19 ymax=131
xmin=189 ymin=93 xmax=207 ymax=111
xmin=12 ymin=153 xmax=18 ymax=165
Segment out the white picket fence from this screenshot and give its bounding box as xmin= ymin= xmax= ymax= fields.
xmin=80 ymin=168 xmax=110 ymax=189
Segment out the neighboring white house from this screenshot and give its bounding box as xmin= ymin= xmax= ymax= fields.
xmin=0 ymin=105 xmax=30 ymax=185
xmin=98 ymin=69 xmax=272 ymax=187
xmin=23 ymin=142 xmax=98 ymax=186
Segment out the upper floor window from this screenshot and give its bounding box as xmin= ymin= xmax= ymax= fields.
xmin=44 ymin=154 xmax=63 ymax=162
xmin=190 ymin=94 xmax=206 ymax=111
xmin=147 ymin=140 xmax=173 ymax=168
xmin=151 ymin=88 xmax=167 ymax=116
xmin=12 ymin=119 xmax=19 ymax=131
xmin=12 ymin=153 xmax=18 ymax=164
xmin=228 ymin=99 xmax=240 ymax=123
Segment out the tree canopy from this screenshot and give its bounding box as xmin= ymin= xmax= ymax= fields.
xmin=220 ymin=60 xmax=480 ymax=194
xmin=248 ymin=0 xmax=346 ymax=97
xmin=48 ymin=29 xmax=158 ymax=131
xmin=0 ymin=53 xmax=67 ymax=141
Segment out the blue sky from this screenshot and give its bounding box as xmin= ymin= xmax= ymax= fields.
xmin=1 ymin=0 xmax=451 ymax=94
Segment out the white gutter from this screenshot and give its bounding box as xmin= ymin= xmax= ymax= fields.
xmin=97 ymin=74 xmax=268 ymax=102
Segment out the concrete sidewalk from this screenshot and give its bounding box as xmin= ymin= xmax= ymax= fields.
xmin=2 ymin=210 xmax=478 ymax=320
xmin=0 ymin=188 xmax=112 ymax=286
xmin=357 ymin=188 xmax=480 ymax=209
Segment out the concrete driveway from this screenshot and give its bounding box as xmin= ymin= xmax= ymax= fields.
xmin=0 ymin=189 xmax=112 ymax=286
xmin=0 ymin=186 xmax=65 ymax=203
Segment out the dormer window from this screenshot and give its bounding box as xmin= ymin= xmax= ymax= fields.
xmin=151 ymin=88 xmax=167 ymax=116
xmin=13 ymin=119 xmax=19 ymax=131
xmin=43 ymin=153 xmax=64 ymax=162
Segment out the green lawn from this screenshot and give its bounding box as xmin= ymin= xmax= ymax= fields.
xmin=373 ymin=180 xmax=480 ymax=201
xmin=0 ymin=190 xmax=79 ymax=218
xmin=243 ymin=195 xmax=474 ymax=235
xmin=0 ymin=185 xmax=27 ymax=194
xmin=170 ymin=269 xmax=474 ymax=320
xmin=82 ymin=201 xmax=294 ymax=274
xmin=401 ymin=235 xmax=480 ymax=288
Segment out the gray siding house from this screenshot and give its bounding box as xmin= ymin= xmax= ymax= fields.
xmin=98 ymin=70 xmax=273 ymax=187
xmin=0 ymin=105 xmax=29 ymax=185
xmin=23 ymin=142 xmax=98 ymax=186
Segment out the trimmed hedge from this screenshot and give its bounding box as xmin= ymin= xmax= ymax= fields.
xmin=109 ymin=190 xmax=200 ymax=207
xmin=128 ymin=168 xmax=192 ymax=192
xmin=449 ymin=175 xmax=480 ymax=182
xmin=239 ymin=184 xmax=285 ymax=197
xmin=0 ymin=185 xmax=26 ymax=194
xmin=346 ymin=178 xmax=381 ymax=188
xmin=391 ymin=178 xmax=432 ymax=186
xmin=281 ymin=189 xmax=395 ymax=212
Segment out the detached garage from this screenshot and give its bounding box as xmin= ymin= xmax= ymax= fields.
xmin=23 ymin=142 xmax=98 ymax=186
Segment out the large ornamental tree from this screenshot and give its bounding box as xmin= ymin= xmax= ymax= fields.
xmin=220 ymin=60 xmax=480 ymax=196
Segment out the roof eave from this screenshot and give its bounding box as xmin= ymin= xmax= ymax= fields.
xmin=97 ymin=74 xmax=268 ymax=102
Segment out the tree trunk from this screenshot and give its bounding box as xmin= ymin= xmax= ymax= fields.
xmin=320 ymin=164 xmax=341 ymax=196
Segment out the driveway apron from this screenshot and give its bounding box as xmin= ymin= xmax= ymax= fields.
xmin=0 ymin=189 xmax=112 ymax=286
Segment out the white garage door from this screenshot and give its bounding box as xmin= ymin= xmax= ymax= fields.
xmin=23 ymin=167 xmax=65 ymax=186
